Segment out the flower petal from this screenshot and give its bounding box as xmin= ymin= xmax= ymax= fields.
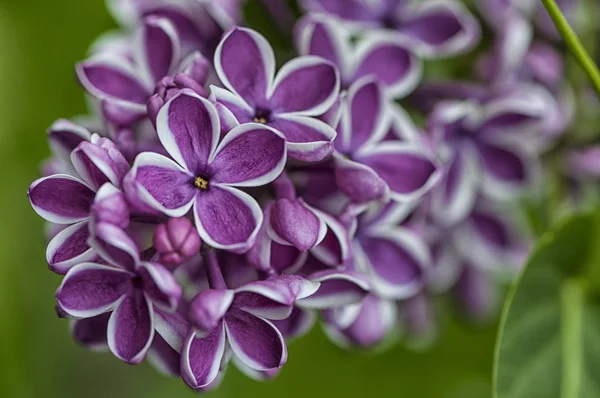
xmin=90 ymin=222 xmax=140 ymax=271
xmin=56 ymin=263 xmax=131 ymax=318
xmin=233 ymin=280 xmax=296 ymax=320
xmin=139 ymin=262 xmax=182 ymax=312
xmin=357 ymin=142 xmax=439 ymax=201
xmin=47 ymin=221 xmax=95 ymax=274
xmin=298 ymin=270 xmax=370 ymax=309
xmin=181 ymin=323 xmax=227 ymax=389
xmin=71 ymin=313 xmax=111 ymax=350
xmin=354 ymin=33 xmax=423 ymax=98
xmin=194 ymin=185 xmax=262 ymax=252
xmin=267 ymin=198 xmax=326 ymax=252
xmin=189 ymin=289 xmax=234 ymax=334
xmin=209 ymin=123 xmax=287 ymax=187
xmin=334 ymin=156 xmax=389 ymax=203
xmin=47 ymin=119 xmax=91 ymax=160
xmin=135 ymin=16 xmax=180 ymax=85
xmin=107 ymin=292 xmax=154 ymax=364
xmin=271 ymin=307 xmax=316 ymax=340
xmin=478 ymin=142 xmax=532 ymax=198
xmin=214 ymin=27 xmax=274 ymax=107
xmin=269 ymin=114 xmax=336 ymax=162
xmin=70 ymin=139 xmax=128 ymax=190
xmin=76 ymin=53 xmax=150 ymax=104
xmin=224 ymin=308 xmax=287 ymax=371
xmin=28 ymin=175 xmax=95 ymax=224
xmin=148 ymin=333 xmax=181 ymax=376
xmin=269 ymin=56 xmax=340 ymax=115
xmin=156 ymin=90 xmax=221 ymax=172
xmin=127 ymin=152 xmax=196 ymax=217
xmin=154 ymin=308 xmax=190 ymax=353
xmin=356 ymin=228 xmax=429 ymax=299
xmin=310 ymin=211 xmax=352 ymax=266
xmin=398 ymin=1 xmax=480 ymax=57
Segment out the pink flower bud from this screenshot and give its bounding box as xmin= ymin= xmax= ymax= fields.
xmin=153 ymin=217 xmax=201 ymax=268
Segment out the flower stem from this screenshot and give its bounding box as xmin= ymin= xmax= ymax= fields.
xmin=541 ymin=0 xmax=600 ymax=97
xmin=202 ymin=249 xmax=227 ymax=290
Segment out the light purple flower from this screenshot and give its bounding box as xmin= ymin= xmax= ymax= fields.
xmin=334 ymin=78 xmax=439 ymax=204
xmin=428 ymin=94 xmax=545 ymax=225
xmin=77 ymin=16 xmax=206 ymax=126
xmin=301 ymin=0 xmax=481 ymax=57
xmin=182 ymin=275 xmax=319 ymax=389
xmin=56 ymin=223 xmax=182 ymax=364
xmin=296 ymin=14 xmax=422 ymax=98
xmin=211 ymin=27 xmax=340 ymax=162
xmin=28 ymin=135 xmax=129 ymax=274
xmin=126 ymin=91 xmax=287 ymax=251
xmin=566 ymin=146 xmax=600 ymax=180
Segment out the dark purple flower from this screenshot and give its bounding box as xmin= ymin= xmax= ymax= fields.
xmin=211 ymin=27 xmax=340 ymax=162
xmin=56 ymin=223 xmax=182 ymax=364
xmin=334 ymin=78 xmax=439 ymax=204
xmin=125 ymin=91 xmax=287 ymax=251
xmin=296 ymin=14 xmax=422 ymax=97
xmin=28 ymin=135 xmax=129 ymax=274
xmin=182 ymin=275 xmax=319 ymax=389
xmin=153 ymin=217 xmax=202 ymax=268
xmin=301 ymin=0 xmax=481 ymax=57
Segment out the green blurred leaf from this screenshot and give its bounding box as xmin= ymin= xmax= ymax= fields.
xmin=493 ymin=209 xmax=600 ymax=398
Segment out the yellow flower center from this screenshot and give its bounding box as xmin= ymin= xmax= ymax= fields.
xmin=194 ymin=176 xmax=209 ymax=190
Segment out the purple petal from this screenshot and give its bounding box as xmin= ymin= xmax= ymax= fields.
xmin=127 ymin=152 xmax=196 ymax=217
xmin=47 ymin=119 xmax=91 ymax=160
xmin=107 ymin=292 xmax=154 ymax=364
xmin=399 ymin=1 xmax=480 ymax=57
xmin=357 ymin=229 xmax=428 ymax=299
xmin=215 ymin=27 xmax=274 ymax=107
xmin=355 ymin=35 xmax=422 ymax=98
xmin=340 ymin=78 xmax=387 ymax=153
xmin=56 ymin=263 xmax=131 ymax=318
xmin=181 ymin=324 xmax=227 ymax=389
xmin=567 ymin=146 xmax=600 ymax=179
xmin=233 ymin=280 xmax=296 ymax=320
xmin=70 ymin=139 xmax=128 ymax=190
xmin=156 ymin=91 xmax=221 ymax=172
xmin=311 ymin=211 xmax=352 ymax=266
xmin=154 ymin=308 xmax=191 ymax=352
xmin=335 ymin=294 xmax=396 ymax=347
xmin=268 ymin=198 xmax=325 ymax=251
xmin=194 ymin=185 xmax=262 ymax=251
xmin=334 ymin=156 xmax=389 ymax=203
xmin=90 ymin=222 xmax=140 ymax=271
xmin=210 ymin=85 xmax=254 ymax=125
xmin=357 ymin=143 xmax=439 ymax=201
xmin=269 ymin=56 xmax=339 ymax=115
xmin=298 ymin=270 xmax=369 ymax=309
xmin=47 ymin=221 xmax=95 ymax=274
xmin=454 ymin=265 xmax=499 ymax=321
xmin=139 ymin=262 xmax=182 ymax=312
xmin=148 ymin=333 xmax=181 ymax=376
xmin=76 ymin=54 xmax=150 ymax=104
xmin=189 ymin=289 xmax=234 ymax=334
xmin=478 ymin=142 xmax=528 ymax=187
xmin=71 ymin=313 xmax=111 ymax=350
xmin=295 ymin=14 xmax=347 ymax=76
xmin=267 ymin=274 xmax=321 ymax=301
xmin=91 ymin=183 xmax=130 ymax=229
xmin=28 ymin=175 xmax=95 ymax=224
xmin=224 ymin=308 xmax=287 ymax=371
xmin=269 ymin=114 xmax=336 ymax=162
xmin=209 ymin=124 xmax=287 ymax=187
xmin=135 ymin=16 xmax=180 ymax=84
xmin=301 ymin=0 xmax=377 ymax=23
xmin=271 ymin=307 xmax=316 ymax=340
xmin=101 ymin=98 xmax=147 ymax=127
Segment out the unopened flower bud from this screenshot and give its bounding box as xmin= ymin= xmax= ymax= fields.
xmin=153 ymin=217 xmax=201 ymax=268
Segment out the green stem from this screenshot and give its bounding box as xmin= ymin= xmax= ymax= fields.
xmin=541 ymin=0 xmax=600 ymax=97
xmin=560 ymin=279 xmax=584 ymax=398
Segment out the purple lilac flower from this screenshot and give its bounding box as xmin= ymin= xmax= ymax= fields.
xmin=28 ymin=134 xmax=129 ymax=273
xmin=566 ymin=146 xmax=600 ymax=181
xmin=333 ymin=78 xmax=439 ymax=204
xmin=125 ymin=91 xmax=287 ymax=251
xmin=56 ymin=223 xmax=182 ymax=363
xmin=77 ymin=16 xmax=206 ymax=127
xmin=153 ymin=217 xmax=202 ymax=268
xmin=295 ymin=13 xmax=423 ymax=98
xmin=301 ymin=0 xmax=481 ymax=57
xmin=211 ymin=27 xmax=340 ymax=162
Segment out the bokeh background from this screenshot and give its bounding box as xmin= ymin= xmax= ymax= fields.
xmin=0 ymin=1 xmax=496 ymax=397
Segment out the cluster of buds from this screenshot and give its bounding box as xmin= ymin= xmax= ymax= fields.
xmin=28 ymin=0 xmax=594 ymax=392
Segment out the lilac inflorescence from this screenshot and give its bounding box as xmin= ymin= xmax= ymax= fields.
xmin=26 ymin=0 xmax=583 ymax=391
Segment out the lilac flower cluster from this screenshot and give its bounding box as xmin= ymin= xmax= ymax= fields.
xmin=27 ymin=0 xmax=581 ymax=391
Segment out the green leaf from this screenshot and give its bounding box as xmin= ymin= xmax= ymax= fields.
xmin=493 ymin=209 xmax=600 ymax=398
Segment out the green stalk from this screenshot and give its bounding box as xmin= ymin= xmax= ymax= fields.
xmin=541 ymin=0 xmax=600 ymax=97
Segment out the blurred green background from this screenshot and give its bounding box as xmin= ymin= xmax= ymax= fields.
xmin=0 ymin=1 xmax=496 ymax=397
